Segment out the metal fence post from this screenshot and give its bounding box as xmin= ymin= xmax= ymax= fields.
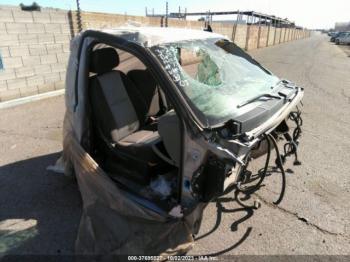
xmin=231 ymin=11 xmax=240 ymax=43
xmin=245 ymin=14 xmax=251 ymax=50
xmin=257 ymin=15 xmax=261 ymax=48
xmin=76 ymin=0 xmax=82 ymax=33
xmin=165 ymin=1 xmax=168 ymax=27
xmin=266 ymin=18 xmax=271 ymax=47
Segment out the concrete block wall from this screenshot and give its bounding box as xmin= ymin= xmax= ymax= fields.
xmin=275 ymin=28 xmax=282 ymax=45
xmin=0 ymin=4 xmax=311 ymax=102
xmin=283 ymin=28 xmax=288 ymax=42
xmin=258 ymin=26 xmax=268 ymax=48
xmin=267 ymin=27 xmax=275 ymax=46
xmin=0 ymin=5 xmax=70 ymax=101
xmin=167 ymin=19 xmax=204 ymax=30
xmin=233 ymin=25 xmax=248 ymax=49
xmin=231 ymin=25 xmax=310 ymax=50
xmin=246 ymin=25 xmax=260 ymax=50
xmin=75 ymin=11 xmax=162 ymax=32
xmin=210 ymin=22 xmax=233 ymax=39
xmin=279 ymin=28 xmax=284 ymax=43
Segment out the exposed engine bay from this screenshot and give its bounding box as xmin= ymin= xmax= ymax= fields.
xmin=190 ymin=105 xmax=303 ymax=206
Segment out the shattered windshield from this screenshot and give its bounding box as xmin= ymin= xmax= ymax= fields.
xmin=151 ymin=38 xmax=280 ymax=126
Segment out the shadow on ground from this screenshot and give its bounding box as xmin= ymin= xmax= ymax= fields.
xmin=0 ymin=153 xmax=82 ymax=255
xmin=193 ymin=193 xmax=257 ymax=256
xmin=0 ymin=153 xmax=259 ymax=257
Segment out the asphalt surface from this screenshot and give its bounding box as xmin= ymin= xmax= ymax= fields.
xmin=0 ymin=33 xmax=349 ymax=256
xmin=191 ymin=33 xmax=350 ymax=255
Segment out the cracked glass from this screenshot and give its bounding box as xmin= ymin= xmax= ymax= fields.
xmin=152 ymin=38 xmax=280 ymax=126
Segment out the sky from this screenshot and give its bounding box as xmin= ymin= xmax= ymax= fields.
xmin=1 ymin=0 xmax=349 ymax=29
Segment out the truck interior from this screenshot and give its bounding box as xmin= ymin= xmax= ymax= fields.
xmin=88 ymin=44 xmax=182 ymax=211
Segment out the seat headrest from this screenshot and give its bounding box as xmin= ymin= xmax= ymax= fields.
xmin=90 ymin=48 xmax=120 ymax=74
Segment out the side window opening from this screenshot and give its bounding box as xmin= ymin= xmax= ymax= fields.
xmin=88 ymin=43 xmax=182 ymax=211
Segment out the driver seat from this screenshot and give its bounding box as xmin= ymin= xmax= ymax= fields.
xmin=89 ymin=48 xmax=162 ymax=183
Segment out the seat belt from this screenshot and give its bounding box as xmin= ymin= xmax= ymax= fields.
xmin=157 ymin=87 xmax=168 ymax=115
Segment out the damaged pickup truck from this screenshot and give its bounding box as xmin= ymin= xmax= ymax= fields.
xmin=60 ymin=27 xmax=304 ymax=255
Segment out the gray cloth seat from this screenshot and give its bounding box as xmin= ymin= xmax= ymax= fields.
xmin=127 ymin=69 xmax=165 ymax=118
xmin=89 ymin=48 xmax=161 ymax=165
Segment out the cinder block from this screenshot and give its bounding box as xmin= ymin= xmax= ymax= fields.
xmin=26 ymin=23 xmax=45 ymax=34
xmin=0 ymin=5 xmax=17 ymax=10
xmin=38 ymin=34 xmax=55 ymax=44
xmin=59 ymin=71 xmax=66 ymax=81
xmin=6 ymin=77 xmax=27 ymax=89
xmin=54 ymin=34 xmax=70 ymax=44
xmin=6 ymin=22 xmax=26 ymax=34
xmin=9 ymin=46 xmax=29 ymax=56
xmin=0 ymin=22 xmax=6 ymax=33
xmin=0 ymin=10 xmax=14 ymax=22
xmin=60 ymin=24 xmax=71 ymax=34
xmin=49 ymin=12 xmax=68 ymax=24
xmin=34 ymin=64 xmax=51 ymax=74
xmin=0 ymin=68 xmax=16 ymax=81
xmin=0 ymin=80 xmax=7 ymax=91
xmin=46 ymin=44 xmax=62 ymax=54
xmin=12 ymin=11 xmax=33 ymax=23
xmin=54 ymin=80 xmax=65 ymax=90
xmin=44 ymin=72 xmax=60 ymax=83
xmin=20 ymin=85 xmax=38 ymax=97
xmin=56 ymin=53 xmax=69 ymax=63
xmin=29 ymin=44 xmax=47 ymax=55
xmin=44 ymin=23 xmax=61 ymax=33
xmin=15 ymin=66 xmax=35 ymax=78
xmin=40 ymin=54 xmax=57 ymax=64
xmin=2 ymin=57 xmax=23 ymax=69
xmin=0 ymin=88 xmax=20 ymax=102
xmin=26 ymin=75 xmax=44 ymax=87
xmin=19 ymin=34 xmax=38 ymax=44
xmin=0 ymin=46 xmax=10 ymax=57
xmin=22 ymin=55 xmax=40 ymax=66
xmin=62 ymin=43 xmax=70 ymax=52
xmin=51 ymin=63 xmax=67 ymax=73
xmin=38 ymin=82 xmax=55 ymax=93
xmin=32 ymin=12 xmax=51 ymax=23
xmin=0 ymin=34 xmax=19 ymax=46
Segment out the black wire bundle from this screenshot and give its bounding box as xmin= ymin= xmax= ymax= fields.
xmin=236 ymin=133 xmax=286 ymax=206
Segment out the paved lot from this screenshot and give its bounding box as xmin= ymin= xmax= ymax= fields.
xmin=0 ymin=33 xmax=350 ymax=256
xmin=337 ymin=42 xmax=350 ymax=57
xmin=191 ymin=33 xmax=350 ymax=255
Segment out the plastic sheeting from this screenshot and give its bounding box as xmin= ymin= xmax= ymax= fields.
xmin=60 ymin=111 xmax=206 ymax=256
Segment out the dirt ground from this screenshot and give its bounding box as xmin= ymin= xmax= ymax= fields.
xmin=0 ymin=33 xmax=349 ymax=257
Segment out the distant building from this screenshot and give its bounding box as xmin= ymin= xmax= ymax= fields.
xmin=335 ymin=22 xmax=350 ymax=31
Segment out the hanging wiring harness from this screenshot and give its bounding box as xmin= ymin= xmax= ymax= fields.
xmin=236 ymin=108 xmax=303 ymax=206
